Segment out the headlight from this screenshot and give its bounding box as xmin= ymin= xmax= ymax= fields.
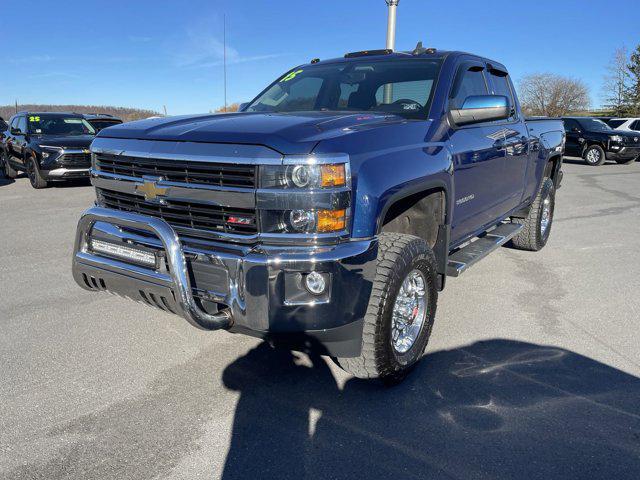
xmin=38 ymin=145 xmax=63 ymax=160
xmin=257 ymin=155 xmax=351 ymax=236
xmin=259 ymin=162 xmax=349 ymax=189
xmin=610 ymin=135 xmax=623 ymax=143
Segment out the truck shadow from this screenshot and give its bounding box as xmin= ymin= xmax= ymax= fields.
xmin=221 ymin=339 xmax=640 ymax=480
xmin=0 ymin=172 xmax=15 ymax=186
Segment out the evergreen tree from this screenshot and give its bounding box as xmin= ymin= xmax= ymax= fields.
xmin=626 ymin=44 xmax=640 ymax=115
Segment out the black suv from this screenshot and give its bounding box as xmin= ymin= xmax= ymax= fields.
xmin=0 ymin=112 xmax=96 ymax=188
xmin=562 ymin=117 xmax=640 ymax=166
xmin=82 ymin=113 xmax=123 ymax=132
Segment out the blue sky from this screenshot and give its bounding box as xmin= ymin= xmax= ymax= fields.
xmin=1 ymin=0 xmax=638 ymax=114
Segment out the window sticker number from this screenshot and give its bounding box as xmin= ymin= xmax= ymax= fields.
xmin=280 ymin=69 xmax=303 ymax=82
xmin=29 ymin=116 xmax=40 ymax=122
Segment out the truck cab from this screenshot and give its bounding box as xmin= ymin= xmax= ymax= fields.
xmin=71 ymin=48 xmax=564 ymax=382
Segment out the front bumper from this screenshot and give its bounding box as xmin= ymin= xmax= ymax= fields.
xmin=72 ymin=207 xmax=377 ymax=357
xmin=42 ymin=167 xmax=90 ymax=179
xmin=606 ymin=146 xmax=640 ymax=161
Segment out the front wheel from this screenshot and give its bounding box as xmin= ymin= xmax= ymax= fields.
xmin=583 ymin=145 xmax=606 ymax=166
xmin=26 ymin=156 xmax=48 ymax=189
xmin=510 ymin=177 xmax=555 ymax=251
xmin=336 ymin=233 xmax=438 ymax=383
xmin=1 ymin=151 xmax=18 ymax=179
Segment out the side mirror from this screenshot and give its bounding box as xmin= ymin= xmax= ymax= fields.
xmin=571 ymin=127 xmax=581 ymax=133
xmin=10 ymin=128 xmax=23 ymax=135
xmin=449 ymin=95 xmax=510 ymax=126
xmin=239 ymin=102 xmax=249 ymax=112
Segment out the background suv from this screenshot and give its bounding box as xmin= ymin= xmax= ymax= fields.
xmin=562 ymin=117 xmax=640 ymax=166
xmin=1 ymin=112 xmax=96 ymax=188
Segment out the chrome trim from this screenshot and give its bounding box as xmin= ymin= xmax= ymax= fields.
xmin=60 ymin=148 xmax=91 ymax=154
xmin=91 ymin=137 xmax=283 ymax=165
xmin=73 ymin=206 xmax=233 ymax=330
xmin=256 ymin=187 xmax=351 ymax=210
xmin=92 ymin=173 xmax=256 ymax=209
xmin=282 ymin=153 xmax=350 ymax=165
xmin=47 ymin=167 xmax=90 ymax=177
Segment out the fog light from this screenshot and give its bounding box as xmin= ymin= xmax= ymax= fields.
xmin=90 ymin=239 xmax=157 ymax=268
xmin=289 ymin=209 xmax=315 ymax=231
xmin=304 ymin=271 xmax=326 ymax=295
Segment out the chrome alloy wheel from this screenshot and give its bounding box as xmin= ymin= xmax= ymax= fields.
xmin=586 ymin=148 xmax=600 ymax=164
xmin=540 ymin=193 xmax=552 ymax=236
xmin=391 ymin=269 xmax=428 ymax=354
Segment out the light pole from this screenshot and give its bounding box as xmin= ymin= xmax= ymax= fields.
xmin=385 ymin=0 xmax=399 ymax=51
xmin=383 ymin=0 xmax=399 ymax=104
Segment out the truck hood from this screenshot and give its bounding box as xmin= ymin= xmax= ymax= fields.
xmin=31 ymin=134 xmax=94 ymax=149
xmin=97 ymin=112 xmax=407 ymax=155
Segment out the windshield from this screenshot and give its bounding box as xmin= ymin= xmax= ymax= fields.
xmin=27 ymin=115 xmax=96 ymax=136
xmin=88 ymin=119 xmax=122 ymax=132
xmin=607 ymin=119 xmax=625 ymax=129
xmin=245 ymin=58 xmax=442 ymax=119
xmin=578 ymin=118 xmax=612 ymax=132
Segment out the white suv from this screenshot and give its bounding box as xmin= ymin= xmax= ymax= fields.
xmin=608 ymin=118 xmax=640 ymax=132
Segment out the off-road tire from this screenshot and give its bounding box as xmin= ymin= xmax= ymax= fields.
xmin=510 ymin=177 xmax=555 ymax=251
xmin=615 ymin=157 xmax=636 ymax=165
xmin=583 ymin=145 xmax=606 ymax=166
xmin=336 ymin=233 xmax=438 ymax=383
xmin=1 ymin=151 xmax=17 ymax=179
xmin=26 ymin=156 xmax=48 ymax=189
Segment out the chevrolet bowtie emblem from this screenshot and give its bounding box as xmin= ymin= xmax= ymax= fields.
xmin=135 ymin=179 xmax=169 ymax=202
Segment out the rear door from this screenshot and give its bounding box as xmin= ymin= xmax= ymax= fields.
xmin=6 ymin=116 xmax=21 ymax=163
xmin=563 ymin=119 xmax=582 ymax=156
xmin=486 ymin=66 xmax=529 ymax=211
xmin=447 ymin=61 xmax=509 ymax=244
xmin=14 ymin=116 xmax=28 ymax=167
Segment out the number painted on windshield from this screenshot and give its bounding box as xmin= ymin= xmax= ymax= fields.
xmin=280 ymin=70 xmax=303 ymax=82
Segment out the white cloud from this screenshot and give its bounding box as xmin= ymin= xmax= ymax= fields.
xmin=170 ymin=19 xmax=283 ymax=69
xmin=197 ymin=53 xmax=284 ymax=68
xmin=28 ymin=72 xmax=80 ymax=79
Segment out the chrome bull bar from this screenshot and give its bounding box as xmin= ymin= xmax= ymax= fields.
xmin=72 ymin=206 xmax=233 ymax=330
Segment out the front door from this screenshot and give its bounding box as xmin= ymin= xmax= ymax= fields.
xmin=446 ymin=62 xmax=508 ymax=244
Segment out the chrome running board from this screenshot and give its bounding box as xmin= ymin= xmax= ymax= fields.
xmin=446 ymin=223 xmax=523 ymax=277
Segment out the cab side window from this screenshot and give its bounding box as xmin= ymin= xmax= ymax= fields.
xmin=489 ymin=70 xmax=516 ymax=121
xmin=10 ymin=117 xmax=20 ymax=132
xmin=631 ymin=120 xmax=640 ymax=131
xmin=563 ymin=119 xmax=579 ymax=132
xmin=17 ymin=116 xmax=27 ymax=134
xmin=449 ymin=66 xmax=488 ymax=110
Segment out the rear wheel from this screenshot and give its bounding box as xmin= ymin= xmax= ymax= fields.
xmin=336 ymin=233 xmax=438 ymax=383
xmin=583 ymin=145 xmax=605 ymax=166
xmin=510 ymin=177 xmax=555 ymax=251
xmin=1 ymin=151 xmax=17 ymax=179
xmin=26 ymin=156 xmax=48 ymax=189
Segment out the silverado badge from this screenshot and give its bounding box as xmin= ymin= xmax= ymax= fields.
xmin=135 ymin=178 xmax=169 ymax=202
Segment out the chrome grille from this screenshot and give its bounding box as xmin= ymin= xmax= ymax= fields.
xmin=97 ymin=188 xmax=257 ymax=235
xmin=60 ymin=153 xmax=91 ymax=166
xmin=94 ymin=154 xmax=256 ymax=188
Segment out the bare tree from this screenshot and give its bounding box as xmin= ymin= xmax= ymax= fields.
xmin=215 ymin=103 xmax=240 ymax=113
xmin=602 ymin=47 xmax=631 ymax=116
xmin=518 ymin=73 xmax=590 ymax=117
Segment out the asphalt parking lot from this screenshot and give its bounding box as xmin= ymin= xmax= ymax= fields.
xmin=1 ymin=159 xmax=639 ymax=479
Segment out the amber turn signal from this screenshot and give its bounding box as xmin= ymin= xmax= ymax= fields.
xmin=320 ymin=164 xmax=346 ymax=188
xmin=317 ymin=209 xmax=347 ymax=232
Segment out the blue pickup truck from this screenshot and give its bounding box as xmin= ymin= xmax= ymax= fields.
xmin=71 ymin=47 xmax=564 ymax=382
